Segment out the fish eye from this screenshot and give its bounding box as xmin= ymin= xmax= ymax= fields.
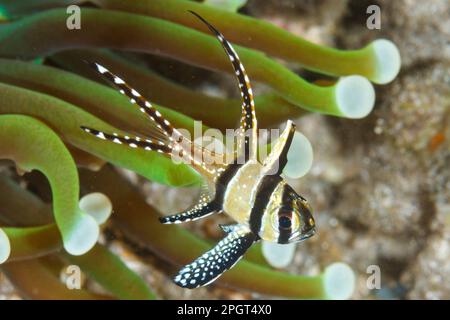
xmin=270 ymin=207 xmax=300 ymax=232
xmin=278 ymin=215 xmax=292 ymax=229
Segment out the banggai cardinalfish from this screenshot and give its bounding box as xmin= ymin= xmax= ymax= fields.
xmin=81 ymin=11 xmax=316 ymax=289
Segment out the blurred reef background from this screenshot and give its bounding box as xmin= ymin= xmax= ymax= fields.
xmin=0 ymin=0 xmax=449 ymax=299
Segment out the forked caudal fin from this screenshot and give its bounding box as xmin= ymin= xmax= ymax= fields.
xmin=81 ymin=61 xmax=217 ymax=177
xmin=80 ymin=126 xmax=172 ymax=154
xmin=84 ymin=61 xmax=181 ymax=142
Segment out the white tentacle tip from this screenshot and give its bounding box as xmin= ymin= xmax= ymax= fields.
xmin=0 ymin=228 xmax=11 ymax=264
xmin=63 ymin=214 xmax=99 ymax=256
xmin=79 ymin=192 xmax=113 ymax=225
xmin=323 ymin=262 xmax=356 ymax=300
xmin=284 ymin=131 xmax=313 ymax=179
xmin=262 ymin=241 xmax=296 ymax=268
xmin=335 ymin=75 xmax=375 ymax=119
xmin=371 ymin=39 xmax=401 ymax=84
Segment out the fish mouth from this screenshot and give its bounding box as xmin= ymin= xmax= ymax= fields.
xmin=301 ymin=228 xmax=316 ymax=240
xmin=289 ymin=227 xmax=316 ymax=243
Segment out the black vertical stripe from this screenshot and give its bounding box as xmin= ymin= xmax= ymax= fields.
xmin=277 ymin=185 xmax=294 ymax=243
xmin=213 ymin=163 xmax=242 ymax=206
xmin=277 ymin=212 xmax=292 ymax=244
xmin=248 ymin=175 xmax=283 ymax=235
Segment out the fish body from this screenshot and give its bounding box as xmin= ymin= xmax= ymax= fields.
xmin=81 ymin=12 xmax=316 ymax=289
xmin=221 ymin=160 xmax=261 ymax=224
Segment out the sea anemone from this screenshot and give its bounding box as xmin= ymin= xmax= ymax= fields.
xmin=0 ymin=0 xmax=400 ymax=299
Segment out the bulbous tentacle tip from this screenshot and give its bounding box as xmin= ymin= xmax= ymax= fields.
xmin=262 ymin=241 xmax=296 ymax=268
xmin=284 ymin=131 xmax=313 ymax=179
xmin=335 ymin=75 xmax=375 ymax=119
xmin=79 ymin=192 xmax=113 ymax=225
xmin=323 ymin=262 xmax=356 ymax=300
xmin=0 ymin=228 xmax=11 ymax=264
xmin=371 ymin=39 xmax=401 ymax=85
xmin=63 ymin=214 xmax=99 ymax=256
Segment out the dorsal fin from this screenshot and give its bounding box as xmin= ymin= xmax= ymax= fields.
xmin=262 ymin=120 xmax=296 ymax=175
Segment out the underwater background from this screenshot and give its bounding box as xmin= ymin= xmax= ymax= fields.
xmin=0 ymin=0 xmax=448 ymax=299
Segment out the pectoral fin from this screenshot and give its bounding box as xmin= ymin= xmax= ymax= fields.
xmin=173 ymin=224 xmax=256 ymax=288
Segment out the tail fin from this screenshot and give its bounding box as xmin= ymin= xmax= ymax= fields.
xmin=83 ymin=61 xmax=218 ymax=177
xmin=80 ymin=126 xmax=172 ymax=154
xmin=86 ymin=61 xmax=184 ymax=143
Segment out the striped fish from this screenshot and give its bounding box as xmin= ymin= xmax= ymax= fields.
xmin=81 ymin=12 xmax=316 ymax=289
